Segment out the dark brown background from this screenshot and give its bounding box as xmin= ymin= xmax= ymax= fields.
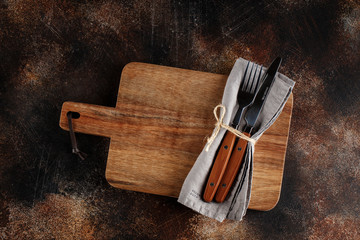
xmin=0 ymin=0 xmax=359 ymax=239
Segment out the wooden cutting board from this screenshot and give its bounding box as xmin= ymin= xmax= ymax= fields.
xmin=59 ymin=62 xmax=293 ymax=211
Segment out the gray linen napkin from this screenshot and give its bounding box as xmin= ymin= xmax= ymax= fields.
xmin=177 ymin=58 xmax=295 ymax=222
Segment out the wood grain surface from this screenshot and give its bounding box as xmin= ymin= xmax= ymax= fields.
xmin=59 ymin=62 xmax=293 ymax=211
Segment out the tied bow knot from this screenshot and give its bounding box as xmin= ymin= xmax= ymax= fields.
xmin=205 ymin=104 xmax=256 ymax=152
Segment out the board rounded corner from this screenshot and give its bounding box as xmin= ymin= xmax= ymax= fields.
xmin=264 ymin=195 xmax=281 ymax=211
xmin=59 ymin=101 xmax=72 ymax=130
xmin=122 ymin=62 xmax=141 ymax=72
xmin=104 ymin=170 xmax=118 ymax=189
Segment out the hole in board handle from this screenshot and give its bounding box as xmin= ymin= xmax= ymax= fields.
xmin=67 ymin=111 xmax=80 ymax=119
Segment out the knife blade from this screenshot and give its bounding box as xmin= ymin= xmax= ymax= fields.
xmin=214 ymin=57 xmax=282 ymax=203
xmin=243 ymin=57 xmax=282 ymax=134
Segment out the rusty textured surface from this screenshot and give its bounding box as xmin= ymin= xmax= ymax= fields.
xmin=0 ymin=0 xmax=359 ymax=239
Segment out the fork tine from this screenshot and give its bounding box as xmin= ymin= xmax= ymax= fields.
xmin=247 ymin=64 xmax=259 ymax=93
xmin=242 ymin=62 xmax=255 ymax=91
xmin=252 ymin=65 xmax=263 ymax=93
xmin=239 ymin=61 xmax=250 ymax=90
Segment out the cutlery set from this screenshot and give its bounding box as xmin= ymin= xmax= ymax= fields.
xmin=203 ymin=57 xmax=282 ymax=203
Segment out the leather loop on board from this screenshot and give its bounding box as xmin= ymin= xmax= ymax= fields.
xmin=67 ymin=112 xmax=87 ymax=160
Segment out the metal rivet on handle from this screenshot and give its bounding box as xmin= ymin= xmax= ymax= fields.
xmin=238 ymin=147 xmax=242 ymax=151
xmin=224 ymin=145 xmax=228 ymax=150
xmin=210 ymin=182 xmax=214 ymax=186
xmin=222 ymin=183 xmax=226 ymax=187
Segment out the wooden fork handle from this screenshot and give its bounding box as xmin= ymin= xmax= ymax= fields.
xmin=214 ymin=132 xmax=250 ymax=203
xmin=203 ymin=131 xmax=237 ymax=202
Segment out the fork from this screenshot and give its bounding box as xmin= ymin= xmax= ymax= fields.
xmin=203 ymin=62 xmax=263 ymax=202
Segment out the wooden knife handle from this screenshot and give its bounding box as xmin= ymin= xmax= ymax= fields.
xmin=203 ymin=131 xmax=237 ymax=202
xmin=214 ymin=132 xmax=250 ymax=203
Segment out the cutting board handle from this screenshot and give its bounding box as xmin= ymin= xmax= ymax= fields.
xmin=59 ymin=102 xmax=116 ymax=138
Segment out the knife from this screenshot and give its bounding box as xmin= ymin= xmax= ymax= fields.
xmin=214 ymin=57 xmax=282 ymax=202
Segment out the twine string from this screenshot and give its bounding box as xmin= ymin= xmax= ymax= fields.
xmin=205 ymin=104 xmax=256 ymax=152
